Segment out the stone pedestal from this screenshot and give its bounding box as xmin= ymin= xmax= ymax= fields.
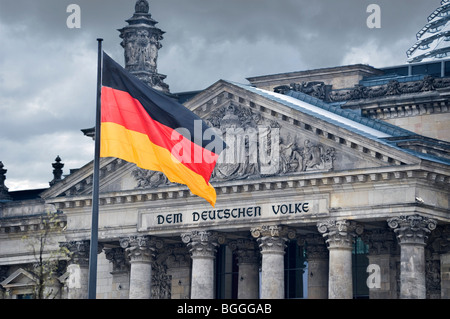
xmin=251 ymin=225 xmax=295 ymax=299
xmin=181 ymin=231 xmax=221 ymax=299
xmin=120 ymin=236 xmax=162 ymax=299
xmin=305 ymin=235 xmax=328 ymax=299
xmin=388 ymin=215 xmax=437 ymax=299
xmin=317 ymin=219 xmax=363 ymax=299
xmin=61 ymin=241 xmax=90 ymax=299
xmin=229 ymin=239 xmax=260 ymax=299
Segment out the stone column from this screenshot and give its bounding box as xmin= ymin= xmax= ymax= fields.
xmin=120 ymin=236 xmax=162 ymax=299
xmin=229 ymin=239 xmax=260 ymax=299
xmin=441 ymin=252 xmax=450 ymax=299
xmin=181 ymin=231 xmax=222 ymax=299
xmin=437 ymin=225 xmax=450 ymax=299
xmin=305 ymin=234 xmax=329 ymax=299
xmin=104 ymin=247 xmax=130 ymax=299
xmin=60 ymin=240 xmax=91 ymax=299
xmin=166 ymin=244 xmax=191 ymax=299
xmin=362 ymin=229 xmax=398 ymax=299
xmin=251 ymin=225 xmax=295 ymax=299
xmin=317 ymin=219 xmax=363 ymax=299
xmin=388 ymin=214 xmax=437 ymax=299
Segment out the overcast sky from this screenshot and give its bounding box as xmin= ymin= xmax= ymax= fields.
xmin=0 ymin=0 xmax=441 ymax=191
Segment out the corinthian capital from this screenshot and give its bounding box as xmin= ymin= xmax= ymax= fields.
xmin=120 ymin=235 xmax=163 ymax=262
xmin=387 ymin=214 xmax=437 ymax=245
xmin=60 ymin=240 xmax=92 ymax=267
xmin=317 ymin=219 xmax=364 ymax=249
xmin=104 ymin=247 xmax=129 ymax=273
xmin=181 ymin=231 xmax=224 ymax=258
xmin=250 ymin=225 xmax=296 ymax=239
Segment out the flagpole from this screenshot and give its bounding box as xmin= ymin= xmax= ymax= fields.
xmin=88 ymin=38 xmax=103 ymax=299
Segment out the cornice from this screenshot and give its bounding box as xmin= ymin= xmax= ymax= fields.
xmin=45 ymin=164 xmax=449 ymax=211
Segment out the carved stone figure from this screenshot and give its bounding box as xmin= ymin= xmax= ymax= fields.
xmin=131 ymin=101 xmax=337 ymax=188
xmin=327 ymin=75 xmax=450 ymax=102
xmin=133 ymin=168 xmax=169 ymax=188
xmin=274 ymin=81 xmax=330 ymax=100
xmin=209 ymin=103 xmax=262 ymax=181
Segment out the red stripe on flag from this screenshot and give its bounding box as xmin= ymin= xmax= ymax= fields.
xmin=101 ymin=86 xmax=218 ymax=183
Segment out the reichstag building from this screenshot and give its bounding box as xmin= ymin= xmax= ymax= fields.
xmin=1 ymin=0 xmax=449 ymax=299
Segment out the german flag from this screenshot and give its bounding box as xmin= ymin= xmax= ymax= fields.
xmin=100 ymin=53 xmax=225 ymax=206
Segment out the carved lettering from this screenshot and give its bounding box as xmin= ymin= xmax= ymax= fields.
xmin=157 ymin=213 xmax=183 ymax=225
xmin=272 ymin=202 xmax=309 ymax=215
xmin=141 ymin=198 xmax=327 ymax=230
xmin=191 ymin=206 xmax=261 ymax=222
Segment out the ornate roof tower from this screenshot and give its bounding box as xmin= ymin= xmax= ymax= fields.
xmin=119 ymin=0 xmax=170 ymax=93
xmin=407 ymin=0 xmax=450 ymax=63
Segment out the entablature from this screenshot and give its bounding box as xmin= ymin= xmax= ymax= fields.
xmin=47 ymin=164 xmax=449 ymax=212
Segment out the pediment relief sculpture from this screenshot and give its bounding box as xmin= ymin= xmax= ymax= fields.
xmin=133 ymin=103 xmax=336 ymax=189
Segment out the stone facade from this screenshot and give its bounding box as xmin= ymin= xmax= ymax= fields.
xmin=0 ymin=0 xmax=449 ymax=300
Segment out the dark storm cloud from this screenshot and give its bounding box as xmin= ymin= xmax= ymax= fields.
xmin=0 ymin=0 xmax=442 ymax=190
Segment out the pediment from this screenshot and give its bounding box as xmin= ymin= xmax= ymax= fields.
xmin=41 ymin=80 xmax=424 ymax=200
xmin=1 ymin=268 xmax=37 ymax=288
xmin=186 ymin=80 xmax=421 ymax=170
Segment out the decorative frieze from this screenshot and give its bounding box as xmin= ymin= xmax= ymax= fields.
xmin=274 ymin=81 xmax=331 ymax=100
xmin=330 ymin=76 xmax=450 ymax=102
xmin=48 ymin=165 xmax=449 ymax=211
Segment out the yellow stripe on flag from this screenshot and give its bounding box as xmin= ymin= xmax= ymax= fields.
xmin=100 ymin=122 xmax=217 ymax=206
